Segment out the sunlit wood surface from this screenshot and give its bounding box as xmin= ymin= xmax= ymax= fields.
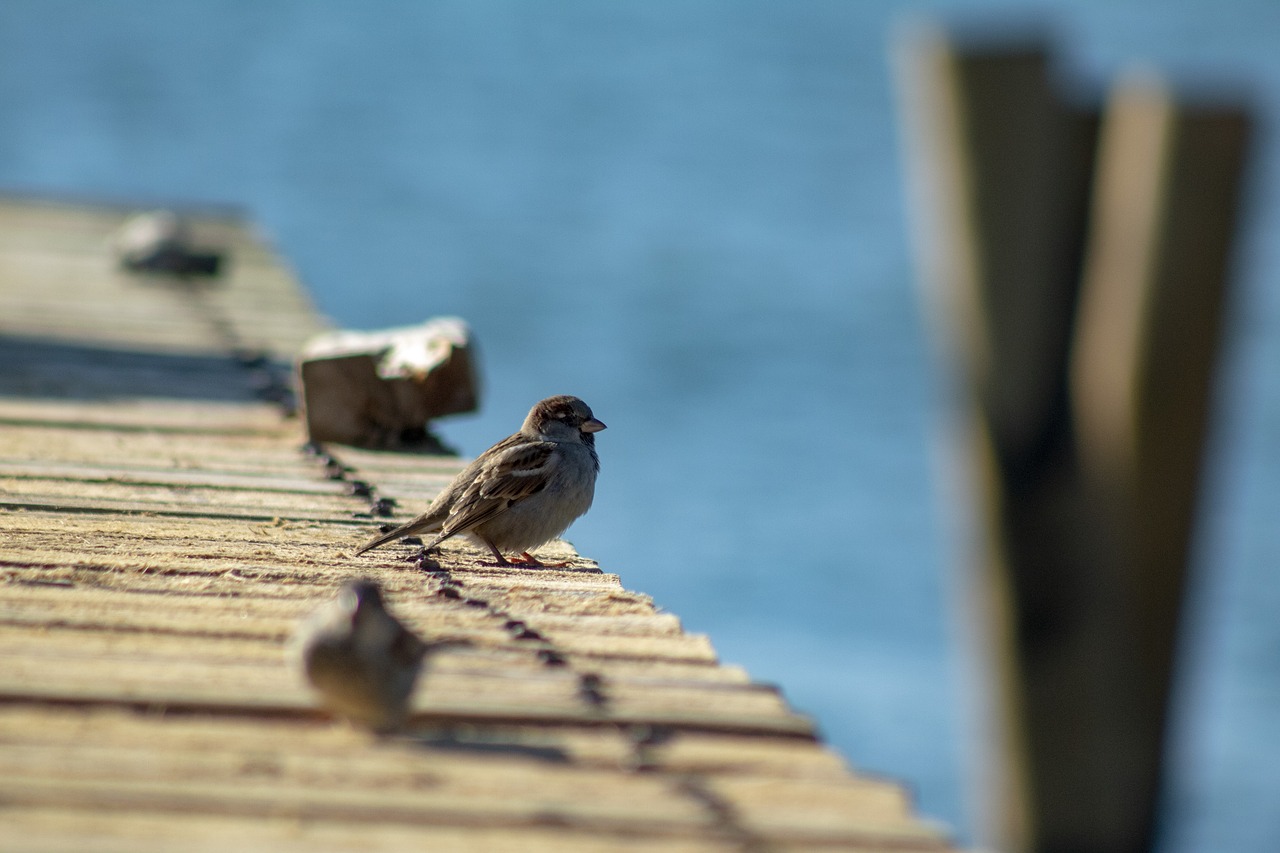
xmin=0 ymin=196 xmax=955 ymax=852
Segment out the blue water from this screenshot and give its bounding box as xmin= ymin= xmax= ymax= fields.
xmin=2 ymin=2 xmax=1278 ymax=849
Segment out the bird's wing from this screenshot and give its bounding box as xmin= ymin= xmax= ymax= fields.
xmin=433 ymin=440 xmax=559 ymax=541
xmin=354 ymin=432 xmax=537 ymax=556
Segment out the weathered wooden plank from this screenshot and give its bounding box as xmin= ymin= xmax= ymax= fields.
xmin=654 ymin=731 xmax=851 ymax=778
xmin=0 ymin=461 xmax=364 ymax=496
xmin=0 ymin=423 xmax=319 ymax=466
xmin=712 ymin=776 xmax=951 ymax=847
xmin=0 ymin=705 xmax=842 ymax=780
xmin=0 ymin=582 xmax=681 ymax=631
xmin=2 ymin=772 xmax=936 ymax=850
xmin=0 ymin=809 xmax=747 ymax=853
xmin=0 ymin=196 xmax=256 ymax=244
xmin=0 ymin=594 xmax=713 ymax=663
xmin=0 ymin=464 xmax=456 ymax=519
xmin=0 ymin=486 xmax=366 ymax=521
xmin=324 ymin=445 xmax=474 ymax=473
xmin=0 ymin=808 xmax=742 ymax=853
xmin=0 ymin=628 xmax=745 ymax=697
xmin=0 ymin=398 xmax=289 ymax=433
xmin=0 ymin=194 xmax=956 ymax=852
xmin=0 ymin=198 xmax=330 ymax=360
xmin=0 ymin=770 xmax=714 ymax=836
xmin=0 ymin=422 xmax=465 ymax=507
xmin=0 ymin=576 xmax=793 ymax=732
xmin=0 ymin=262 xmax=325 ymax=356
xmin=0 ymin=664 xmax=808 ymax=737
xmin=0 ymin=520 xmax=616 ymax=587
xmin=0 ymin=565 xmax=619 ymax=610
xmin=0 ymin=702 xmax=919 ymax=847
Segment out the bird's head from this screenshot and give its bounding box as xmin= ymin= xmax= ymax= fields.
xmin=337 ymin=578 xmax=386 ymax=622
xmin=525 ymin=395 xmax=606 ymax=445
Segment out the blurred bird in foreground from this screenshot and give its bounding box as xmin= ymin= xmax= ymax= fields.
xmin=294 ymin=578 xmax=428 ymax=733
xmin=355 ymin=395 xmax=605 ymax=566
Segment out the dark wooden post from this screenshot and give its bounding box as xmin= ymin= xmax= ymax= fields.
xmin=1069 ymin=74 xmax=1251 ymax=853
xmin=896 ymin=27 xmax=1099 ymax=851
xmin=896 ymin=27 xmax=1251 ymax=853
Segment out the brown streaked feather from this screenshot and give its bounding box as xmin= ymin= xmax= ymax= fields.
xmin=352 ymin=434 xmax=535 ymax=555
xmin=429 ymin=441 xmax=559 ymax=545
xmin=476 ymin=441 xmax=558 ymax=500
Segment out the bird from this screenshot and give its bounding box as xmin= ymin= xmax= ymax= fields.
xmin=293 ymin=578 xmax=428 ymax=733
xmin=113 ymin=210 xmax=222 ymax=277
xmin=355 ymin=395 xmax=605 ymax=566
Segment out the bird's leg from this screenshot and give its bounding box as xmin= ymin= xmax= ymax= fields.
xmin=481 ymin=539 xmax=510 ymax=566
xmin=476 ymin=540 xmax=568 ymax=569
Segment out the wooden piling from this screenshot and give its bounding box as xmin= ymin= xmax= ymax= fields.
xmin=895 ymin=29 xmax=1099 ymax=853
xmin=896 ymin=28 xmax=1251 ymax=853
xmin=1069 ymin=73 xmax=1251 ymax=853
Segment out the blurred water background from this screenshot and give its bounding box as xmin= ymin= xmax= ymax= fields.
xmin=2 ymin=2 xmax=1277 ymax=850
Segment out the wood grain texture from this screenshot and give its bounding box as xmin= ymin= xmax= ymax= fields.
xmin=0 ymin=196 xmax=955 ymax=852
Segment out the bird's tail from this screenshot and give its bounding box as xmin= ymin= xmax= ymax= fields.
xmin=355 ymin=520 xmax=433 ymax=556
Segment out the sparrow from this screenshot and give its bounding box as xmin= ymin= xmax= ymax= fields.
xmin=355 ymin=395 xmax=605 ymax=566
xmin=293 ymin=579 xmax=428 ymax=732
xmin=114 ymin=210 xmax=222 ymax=277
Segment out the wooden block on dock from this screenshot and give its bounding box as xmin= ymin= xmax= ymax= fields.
xmin=298 ymin=319 xmax=479 ymax=450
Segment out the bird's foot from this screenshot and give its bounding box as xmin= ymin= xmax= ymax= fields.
xmin=512 ymin=551 xmax=571 ymax=568
xmin=478 ymin=545 xmax=564 ymax=568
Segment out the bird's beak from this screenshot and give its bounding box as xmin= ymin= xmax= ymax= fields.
xmin=581 ymin=418 xmax=607 ymax=433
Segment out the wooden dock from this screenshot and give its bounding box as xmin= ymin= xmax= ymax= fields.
xmin=0 ymin=196 xmax=955 ymax=852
